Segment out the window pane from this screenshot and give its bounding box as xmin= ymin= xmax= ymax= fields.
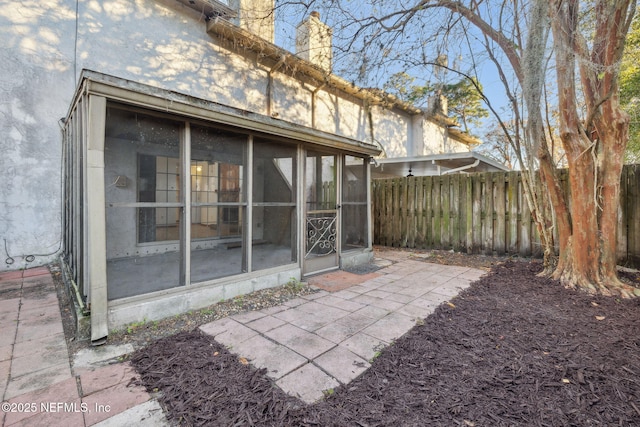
xmin=306 ymin=152 xmax=336 ymax=211
xmin=190 ymin=124 xmax=247 ymax=282
xmin=342 ymin=156 xmax=368 ymax=250
xmin=252 ymin=206 xmax=296 ymax=270
xmin=104 ymin=106 xmax=183 ymax=300
xmin=253 ymin=139 xmax=296 ymax=203
xmin=252 ymin=140 xmax=297 ymax=271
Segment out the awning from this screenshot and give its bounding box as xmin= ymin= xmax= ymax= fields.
xmin=370 ymin=152 xmax=510 ymax=178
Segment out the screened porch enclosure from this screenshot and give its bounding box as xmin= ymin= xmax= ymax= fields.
xmin=102 ymin=106 xmax=298 ymax=300
xmin=60 ymin=72 xmax=377 ymax=341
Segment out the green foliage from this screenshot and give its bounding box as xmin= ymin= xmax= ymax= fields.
xmin=322 ymin=388 xmax=335 ymax=397
xmin=126 ymin=318 xmax=148 ymax=334
xmin=620 ymin=8 xmax=640 ymax=163
xmin=384 ymin=72 xmax=489 ymax=135
xmin=285 ymin=276 xmax=305 ymax=292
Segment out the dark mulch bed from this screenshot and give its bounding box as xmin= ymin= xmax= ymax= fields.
xmin=131 ymin=261 xmax=640 ymax=426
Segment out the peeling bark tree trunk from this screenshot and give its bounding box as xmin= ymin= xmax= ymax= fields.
xmin=548 ymin=0 xmax=638 ymax=298
xmin=431 ymin=0 xmax=636 ymax=296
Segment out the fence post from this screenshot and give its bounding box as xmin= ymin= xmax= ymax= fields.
xmin=508 ymin=171 xmax=519 ymax=254
xmin=416 ymin=177 xmax=425 ymax=248
xmin=495 ymin=172 xmax=506 ymax=255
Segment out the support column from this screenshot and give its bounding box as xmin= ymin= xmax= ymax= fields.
xmin=87 ymin=95 xmax=108 ymax=344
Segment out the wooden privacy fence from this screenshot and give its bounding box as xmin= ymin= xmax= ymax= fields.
xmin=372 ymin=164 xmax=640 ymax=267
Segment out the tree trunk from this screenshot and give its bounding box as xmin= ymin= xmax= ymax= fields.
xmin=548 ymin=0 xmax=638 ymax=298
xmin=597 ymin=104 xmax=628 ymax=282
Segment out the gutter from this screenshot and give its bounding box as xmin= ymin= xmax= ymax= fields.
xmin=442 ymin=159 xmax=481 ymax=175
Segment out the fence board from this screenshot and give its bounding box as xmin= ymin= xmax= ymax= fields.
xmin=433 ymin=177 xmax=442 ymax=248
xmin=406 ymin=177 xmax=413 ymax=247
xmin=442 ymin=175 xmax=451 ymax=248
xmin=617 ymin=166 xmax=628 ymax=263
xmin=391 ymin=179 xmax=399 ymax=246
xmin=452 ymin=174 xmax=462 ymax=251
xmin=483 ymin=174 xmax=494 ymax=255
xmin=520 ymin=178 xmax=532 ymax=257
xmin=508 ymin=171 xmax=519 ymax=253
xmin=472 ymin=175 xmax=482 ymax=254
xmin=401 ymin=178 xmax=407 ymax=247
xmin=466 ymin=176 xmax=473 ymax=253
xmin=628 ymin=165 xmax=640 ymax=266
xmin=425 ymin=177 xmax=433 ymax=248
xmin=415 ymin=177 xmax=424 ymax=248
xmin=494 ymin=173 xmax=506 ymax=255
xmin=383 ymin=180 xmax=392 ymax=247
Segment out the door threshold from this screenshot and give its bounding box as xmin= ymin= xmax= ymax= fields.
xmin=303 ymin=266 xmax=340 ymax=278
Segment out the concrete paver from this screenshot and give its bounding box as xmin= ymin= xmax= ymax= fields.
xmin=354 ymin=304 xmax=392 ymax=320
xmin=245 ymin=315 xmax=286 ymax=333
xmin=81 ymin=380 xmax=150 ymax=426
xmin=314 ymin=313 xmax=374 ymax=344
xmin=4 ymin=363 xmax=73 ymax=400
xmin=79 ymin=363 xmax=139 ymax=396
xmin=361 ymin=312 xmax=418 ymax=343
xmin=4 ymin=376 xmax=79 ymax=426
xmin=314 ymin=346 xmax=371 ymax=385
xmin=92 ymin=400 xmax=168 ymax=427
xmin=264 ymin=324 xmax=334 ymax=359
xmin=339 ymin=333 xmax=387 ymax=361
xmin=10 ymin=347 xmax=69 ymax=378
xmin=276 ymin=363 xmax=339 ymax=403
xmin=273 ymin=308 xmax=332 ymax=331
xmin=232 ymin=334 xmax=307 ymax=379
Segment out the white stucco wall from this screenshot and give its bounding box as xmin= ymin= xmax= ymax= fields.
xmin=371 ymin=106 xmax=410 ymax=158
xmin=0 ymin=0 xmax=77 ymax=269
xmin=444 ymin=135 xmax=471 ymax=153
xmin=313 ymin=90 xmax=370 ymax=141
xmin=421 ymin=119 xmax=448 ymax=155
xmin=417 ymin=117 xmax=471 ymax=156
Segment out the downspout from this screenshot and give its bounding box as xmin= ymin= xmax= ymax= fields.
xmin=311 ymin=82 xmax=327 ymax=128
xmin=267 ymin=55 xmax=287 ymax=117
xmin=441 ymin=159 xmax=480 ymax=175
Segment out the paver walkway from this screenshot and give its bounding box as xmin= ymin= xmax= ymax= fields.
xmin=0 ymin=267 xmax=166 ymax=426
xmin=199 ymin=251 xmax=486 ymax=403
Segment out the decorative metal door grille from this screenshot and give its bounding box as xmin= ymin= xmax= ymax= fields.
xmin=306 ymin=215 xmax=337 ymax=256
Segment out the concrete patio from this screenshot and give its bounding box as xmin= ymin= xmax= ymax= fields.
xmin=199 ymin=249 xmax=486 ymax=403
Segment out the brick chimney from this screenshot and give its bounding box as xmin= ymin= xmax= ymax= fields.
xmin=296 ymin=11 xmax=332 ymax=71
xmin=229 ymin=0 xmax=275 ymax=43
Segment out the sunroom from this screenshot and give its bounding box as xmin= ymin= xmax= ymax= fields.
xmin=62 ymin=71 xmax=379 ymax=343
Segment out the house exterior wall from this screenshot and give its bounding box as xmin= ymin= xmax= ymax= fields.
xmin=0 ymin=0 xmax=390 ymax=271
xmin=0 ymin=1 xmax=77 ymax=269
xmin=416 ymin=117 xmax=470 ymax=156
xmin=370 ymin=106 xmax=410 ymax=158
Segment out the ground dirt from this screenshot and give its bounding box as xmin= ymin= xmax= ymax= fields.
xmin=123 ymin=255 xmax=640 ymax=426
